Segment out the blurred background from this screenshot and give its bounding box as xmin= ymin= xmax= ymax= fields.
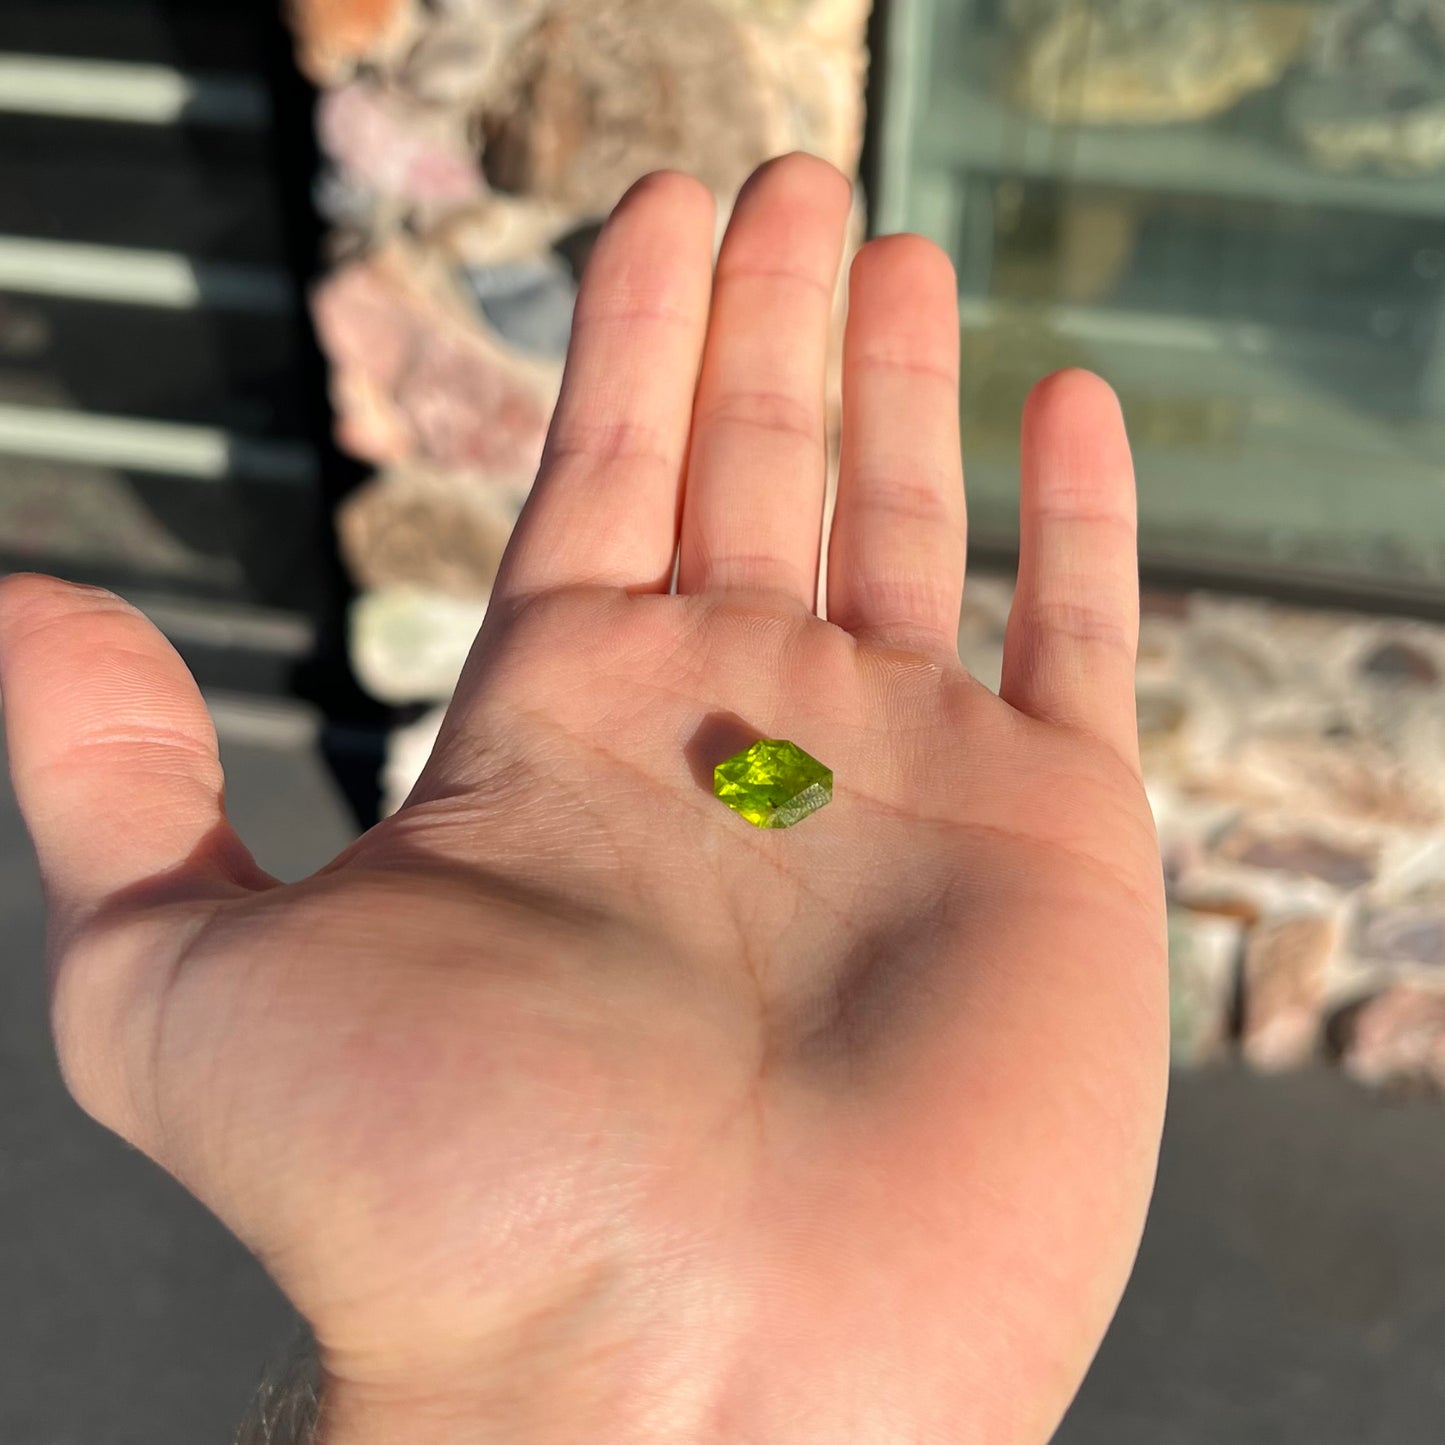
xmin=3 ymin=0 xmax=1445 ymax=1440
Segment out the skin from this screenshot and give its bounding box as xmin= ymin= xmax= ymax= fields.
xmin=0 ymin=155 xmax=1167 ymax=1444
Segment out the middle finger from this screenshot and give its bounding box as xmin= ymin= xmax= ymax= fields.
xmin=675 ymin=152 xmax=852 ymax=607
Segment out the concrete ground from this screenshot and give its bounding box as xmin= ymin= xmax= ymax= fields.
xmin=3 ymin=707 xmax=1445 ymax=1444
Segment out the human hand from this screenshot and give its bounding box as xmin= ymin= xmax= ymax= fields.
xmin=0 ymin=154 xmax=1167 ymax=1445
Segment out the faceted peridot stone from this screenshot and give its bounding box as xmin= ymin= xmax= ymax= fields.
xmin=713 ymin=738 xmax=833 ymax=829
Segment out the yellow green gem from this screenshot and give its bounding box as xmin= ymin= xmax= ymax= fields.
xmin=713 ymin=738 xmax=833 ymax=829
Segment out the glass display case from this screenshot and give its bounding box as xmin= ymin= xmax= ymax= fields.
xmin=874 ymin=0 xmax=1445 ymax=607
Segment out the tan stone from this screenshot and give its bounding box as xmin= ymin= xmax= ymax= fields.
xmin=288 ymin=0 xmax=416 ymax=84
xmin=433 ymin=196 xmax=578 ymax=269
xmin=1170 ymin=892 xmax=1264 ymax=929
xmin=394 ymin=0 xmax=549 ymax=106
xmin=735 ymin=2 xmax=873 ymax=174
xmin=715 ymin=0 xmax=816 ymax=22
xmin=478 ymin=0 xmax=873 ymax=214
xmin=338 ymin=469 xmax=526 ymax=598
xmin=1009 ymin=0 xmax=1312 ymax=126
xmin=1188 ymin=732 xmax=1445 ymax=830
xmin=1241 ymin=914 xmax=1340 ymax=1070
xmin=1355 ymin=907 xmax=1445 ymax=970
xmin=716 ymin=0 xmax=873 ymax=42
xmin=480 ymin=0 xmax=778 ymax=214
xmin=1166 ymin=843 xmax=1345 ymax=929
xmin=1336 ymin=984 xmax=1445 ymax=1093
xmin=1218 ymin=825 xmax=1378 ymax=891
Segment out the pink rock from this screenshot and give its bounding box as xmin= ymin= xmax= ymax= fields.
xmin=317 ymin=84 xmax=482 ymax=207
xmin=311 ymin=255 xmax=554 ymax=473
xmin=311 ymin=262 xmax=412 ymax=391
xmin=394 ymin=331 xmax=550 ymax=474
xmin=332 ymin=371 xmax=413 ymax=466
xmin=479 ymin=0 xmax=775 ymax=212
xmin=1241 ymin=914 xmax=1339 ymax=1071
xmin=1337 ymin=985 xmax=1445 ymax=1093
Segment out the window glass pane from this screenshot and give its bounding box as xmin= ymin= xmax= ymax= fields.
xmin=879 ymin=0 xmax=1445 ymax=601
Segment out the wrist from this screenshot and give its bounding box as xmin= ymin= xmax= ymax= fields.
xmin=234 ymin=1319 xmax=322 ymax=1445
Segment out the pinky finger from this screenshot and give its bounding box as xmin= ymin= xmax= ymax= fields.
xmin=999 ymin=370 xmax=1141 ymax=768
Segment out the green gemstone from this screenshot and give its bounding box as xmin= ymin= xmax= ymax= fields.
xmin=713 ymin=738 xmax=833 ymax=829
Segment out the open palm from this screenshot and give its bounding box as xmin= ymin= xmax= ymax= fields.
xmin=0 ymin=156 xmax=1167 ymax=1445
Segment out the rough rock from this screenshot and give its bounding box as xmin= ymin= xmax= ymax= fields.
xmin=1287 ymin=0 xmax=1445 ymax=176
xmin=1358 ymin=638 xmax=1441 ymax=686
xmin=747 ymin=0 xmax=875 ymax=38
xmin=396 ymin=327 xmax=552 ymax=471
xmin=714 ymin=0 xmax=816 ymax=20
xmin=1336 ymin=983 xmax=1445 ymax=1092
xmin=1189 ymin=732 xmax=1445 ymax=829
xmin=480 ymin=0 xmax=777 ymax=213
xmin=316 ymin=84 xmax=483 ymax=211
xmin=338 ymin=468 xmax=527 ymax=597
xmin=350 ymin=586 xmax=490 ymax=704
xmin=1355 ymin=906 xmax=1445 ymax=968
xmin=1168 ymin=909 xmax=1243 ymax=1065
xmin=433 ymin=196 xmax=579 ymax=269
xmin=735 ymin=0 xmax=874 ymax=171
xmin=1219 ymin=825 xmax=1379 ymax=889
xmin=288 ymin=0 xmax=416 ymax=84
xmin=1241 ymin=914 xmax=1340 ymax=1070
xmin=461 ymin=257 xmax=577 ymax=360
xmin=1008 ymin=0 xmax=1312 ymax=126
xmin=394 ymin=1 xmax=548 ymax=105
xmin=311 ymin=250 xmax=557 ymax=473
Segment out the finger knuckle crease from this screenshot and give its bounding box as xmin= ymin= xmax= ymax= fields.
xmin=702 ymin=390 xmax=819 ymax=443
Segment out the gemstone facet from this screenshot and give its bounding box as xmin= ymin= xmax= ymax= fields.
xmin=713 ymin=738 xmax=833 ymax=829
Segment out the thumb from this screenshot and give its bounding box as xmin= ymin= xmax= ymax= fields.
xmin=0 ymin=574 xmax=272 ymax=1138
xmin=0 ymin=574 xmax=270 ymax=927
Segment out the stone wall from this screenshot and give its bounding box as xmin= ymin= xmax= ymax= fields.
xmin=285 ymin=0 xmax=1445 ymax=1094
xmin=285 ymin=0 xmax=873 ymax=703
xmin=965 ymin=577 xmax=1445 ymax=1095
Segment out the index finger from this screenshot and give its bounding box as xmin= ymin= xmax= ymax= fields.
xmin=491 ymin=171 xmax=717 ymax=605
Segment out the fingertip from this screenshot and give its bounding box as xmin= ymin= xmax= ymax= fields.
xmin=844 ymin=235 xmax=960 ymax=383
xmin=589 ymin=171 xmax=717 ymax=287
xmin=851 ymin=231 xmax=956 ymax=288
xmin=1023 ymin=369 xmax=1124 ymax=430
xmin=1 ymin=570 xmax=115 ymax=611
xmin=754 ymin=150 xmax=852 ymax=191
xmin=0 ymin=573 xmax=134 ymax=656
xmin=614 ymin=169 xmax=716 ymax=227
xmin=734 ymin=151 xmax=854 ymax=226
